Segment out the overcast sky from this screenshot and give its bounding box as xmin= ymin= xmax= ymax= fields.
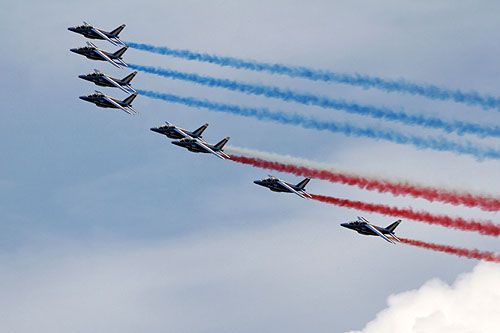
xmin=2 ymin=1 xmax=500 ymax=332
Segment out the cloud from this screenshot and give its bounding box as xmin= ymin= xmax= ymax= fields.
xmin=349 ymin=262 xmax=500 ymax=333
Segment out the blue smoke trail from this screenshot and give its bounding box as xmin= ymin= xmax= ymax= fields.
xmin=127 ymin=42 xmax=500 ymax=110
xmin=130 ymin=64 xmax=500 ymax=139
xmin=138 ymin=89 xmax=500 ymax=161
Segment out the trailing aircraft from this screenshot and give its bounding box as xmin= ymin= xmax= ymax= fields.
xmin=68 ymin=21 xmax=126 ymax=47
xmin=150 ymin=121 xmax=208 ymax=140
xmin=70 ymin=42 xmax=128 ymax=69
xmin=78 ymin=69 xmax=137 ymax=94
xmin=79 ymin=91 xmax=138 ymax=115
xmin=171 ymin=136 xmax=230 ymax=160
xmin=254 ymin=175 xmax=312 ymax=199
xmin=341 ymin=216 xmax=401 ymax=244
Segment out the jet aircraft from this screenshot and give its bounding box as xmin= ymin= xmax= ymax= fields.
xmin=68 ymin=22 xmax=127 ymax=47
xmin=79 ymin=91 xmax=138 ymax=115
xmin=340 ymin=216 xmax=401 ymax=244
xmin=254 ymin=175 xmax=312 ymax=199
xmin=150 ymin=121 xmax=208 ymax=140
xmin=70 ymin=42 xmax=128 ymax=69
xmin=171 ymin=136 xmax=230 ymax=160
xmin=78 ymin=69 xmax=137 ymax=94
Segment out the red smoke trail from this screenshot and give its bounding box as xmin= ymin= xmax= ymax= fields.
xmin=309 ymin=193 xmax=500 ymax=237
xmin=400 ymin=238 xmax=500 ymax=263
xmin=228 ymin=155 xmax=500 ymax=212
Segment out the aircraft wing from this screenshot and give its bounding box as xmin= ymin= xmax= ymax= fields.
xmin=388 ymin=233 xmax=401 ymax=242
xmin=276 ymin=180 xmax=308 ymax=199
xmin=113 ymin=37 xmax=127 ymax=47
xmin=91 ymin=28 xmax=120 ymax=46
xmin=89 ymin=43 xmax=122 ymax=69
xmin=173 ymin=128 xmax=191 ymax=138
xmin=365 ymin=223 xmax=396 ymax=244
xmin=193 ymin=139 xmax=227 ymax=160
xmin=102 ymin=75 xmax=134 ymax=94
xmin=102 ymin=96 xmax=134 ymax=115
xmin=115 ymin=58 xmax=128 ymax=67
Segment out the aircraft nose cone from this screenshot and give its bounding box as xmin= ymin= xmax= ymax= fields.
xmin=70 ymin=48 xmax=78 ymax=54
xmin=78 ymin=75 xmax=86 ymax=79
xmin=150 ymin=127 xmax=160 ymax=133
xmin=340 ymin=223 xmax=349 ymax=228
xmin=79 ymin=96 xmax=89 ymax=101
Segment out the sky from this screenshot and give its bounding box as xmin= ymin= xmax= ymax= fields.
xmin=2 ymin=1 xmax=500 ymax=332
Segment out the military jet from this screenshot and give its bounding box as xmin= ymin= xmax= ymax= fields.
xmin=68 ymin=21 xmax=126 ymax=47
xmin=78 ymin=69 xmax=137 ymax=94
xmin=171 ymin=136 xmax=230 ymax=160
xmin=150 ymin=121 xmax=208 ymax=140
xmin=70 ymin=42 xmax=128 ymax=69
xmin=79 ymin=91 xmax=138 ymax=115
xmin=254 ymin=175 xmax=312 ymax=199
xmin=340 ymin=216 xmax=401 ymax=244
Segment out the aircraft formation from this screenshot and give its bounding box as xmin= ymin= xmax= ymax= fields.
xmin=69 ymin=21 xmax=403 ymax=245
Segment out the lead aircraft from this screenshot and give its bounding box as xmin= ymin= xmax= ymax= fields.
xmin=70 ymin=42 xmax=128 ymax=69
xmin=254 ymin=175 xmax=312 ymax=199
xmin=68 ymin=21 xmax=127 ymax=47
xmin=340 ymin=216 xmax=401 ymax=244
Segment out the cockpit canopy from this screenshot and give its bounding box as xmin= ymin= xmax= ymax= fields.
xmin=260 ymin=177 xmax=276 ymax=182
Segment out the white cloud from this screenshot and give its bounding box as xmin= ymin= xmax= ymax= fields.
xmin=349 ymin=262 xmax=500 ymax=333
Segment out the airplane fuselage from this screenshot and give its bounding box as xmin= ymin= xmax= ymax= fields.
xmin=253 ymin=180 xmax=302 ymax=193
xmin=171 ymin=140 xmax=215 ymax=154
xmin=79 ymin=96 xmax=121 ymax=109
xmin=150 ymin=128 xmax=194 ymax=140
xmin=68 ymin=27 xmax=112 ymax=40
xmin=340 ymin=223 xmax=391 ymax=236
xmin=78 ymin=75 xmax=126 ymax=88
xmin=70 ymin=48 xmax=119 ymax=61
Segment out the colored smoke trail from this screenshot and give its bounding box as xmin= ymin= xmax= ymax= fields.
xmin=225 ymin=147 xmax=500 ymax=212
xmin=138 ymin=89 xmax=499 ymax=160
xmin=127 ymin=42 xmax=500 ymax=110
xmin=131 ymin=64 xmax=500 ymax=140
xmin=400 ymin=238 xmax=500 ymax=263
xmin=310 ymin=194 xmax=500 ymax=237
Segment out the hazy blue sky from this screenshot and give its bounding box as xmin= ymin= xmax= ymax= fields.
xmin=2 ymin=1 xmax=500 ymax=332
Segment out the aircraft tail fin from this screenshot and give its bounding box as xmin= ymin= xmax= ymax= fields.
xmin=192 ymin=123 xmax=209 ymax=137
xmin=113 ymin=46 xmax=128 ymax=58
xmin=122 ymin=92 xmax=137 ymax=105
xmin=386 ymin=220 xmax=402 ymax=233
xmin=121 ymin=71 xmax=137 ymax=84
xmin=214 ymin=137 xmax=230 ymax=150
xmin=296 ymin=177 xmax=311 ymax=189
xmin=110 ymin=24 xmax=126 ymax=37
